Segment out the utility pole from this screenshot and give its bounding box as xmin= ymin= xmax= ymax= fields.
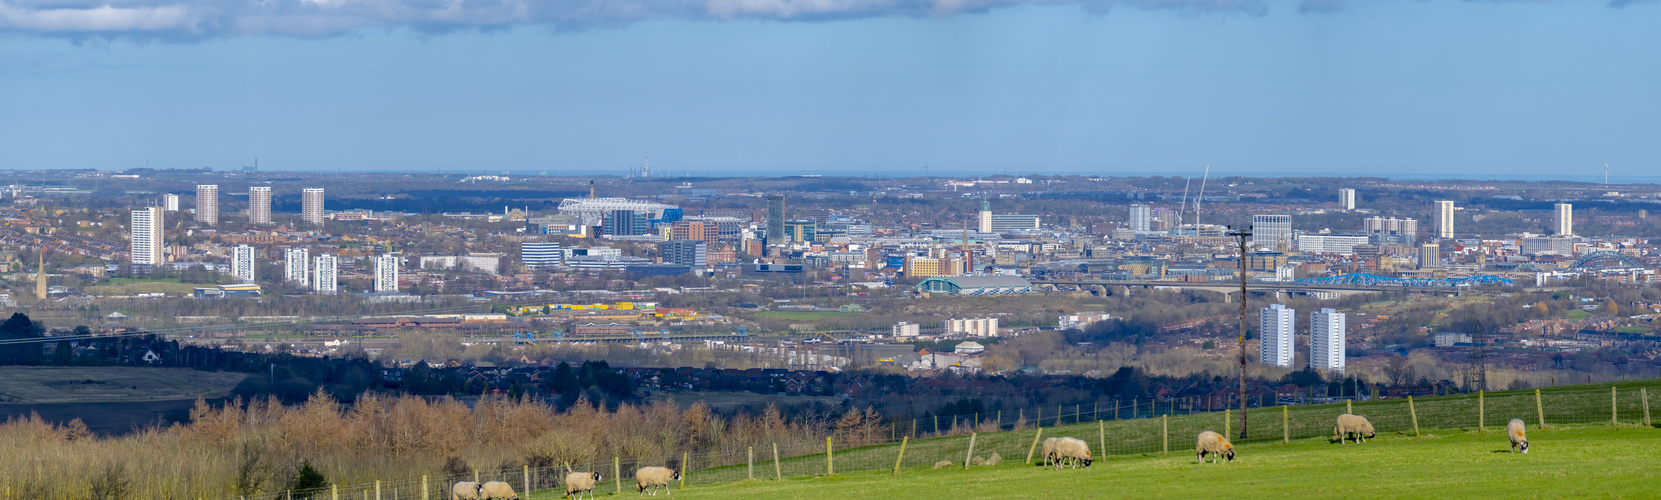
xmin=1228 ymin=225 xmax=1252 ymax=440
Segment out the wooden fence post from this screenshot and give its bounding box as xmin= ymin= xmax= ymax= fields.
xmin=1282 ymin=405 xmax=1289 ymax=444
xmin=1025 ymin=427 xmax=1044 ymax=465
xmin=1643 ymin=388 xmax=1652 ymax=427
xmin=1056 ymin=404 xmax=1063 ymax=426
xmin=473 ymin=470 xmax=479 ymax=485
xmin=892 ymin=437 xmax=909 ymax=475
xmin=1612 ymin=386 xmax=1618 ymax=426
xmin=1535 ymin=389 xmax=1544 ymax=429
xmin=522 ymin=466 xmax=529 ymax=497
xmin=748 ymin=447 xmax=754 ymax=480
xmin=1161 ymin=415 xmax=1168 ymax=456
xmin=773 ymin=443 xmax=781 ymax=481
xmin=331 ymin=485 xmax=338 ymax=500
xmin=375 ymin=481 xmax=381 ymax=500
xmin=934 ymin=415 xmax=939 ymax=436
xmin=1409 ymin=396 xmax=1419 ymax=437
xmin=1346 ymin=399 xmax=1352 ymax=415
xmin=825 ymin=437 xmax=834 ymax=476
xmin=1113 ymin=399 xmax=1119 ymax=420
xmin=613 ymin=457 xmax=621 ymax=495
xmin=964 ymin=433 xmax=978 ymax=470
xmin=421 ymin=475 xmax=427 ymax=500
xmin=1225 ymin=409 xmax=1231 ymax=438
xmin=680 ymin=452 xmax=688 ymax=490
xmin=1094 ymin=402 xmax=1099 ymax=421
xmin=1098 ymin=420 xmax=1105 ymax=460
xmin=1478 ymin=391 xmax=1485 ymax=432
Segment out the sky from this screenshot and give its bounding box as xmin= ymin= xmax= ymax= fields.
xmin=1 ymin=0 xmax=1659 ymax=179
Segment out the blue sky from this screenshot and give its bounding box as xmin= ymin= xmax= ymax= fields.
xmin=1 ymin=0 xmax=1658 ymax=178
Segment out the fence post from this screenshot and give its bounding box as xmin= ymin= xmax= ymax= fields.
xmin=934 ymin=415 xmax=940 ymax=436
xmin=1612 ymin=386 xmax=1618 ymax=426
xmin=1056 ymin=404 xmax=1063 ymax=426
xmin=523 ymin=466 xmax=529 ymax=497
xmin=680 ymin=452 xmax=689 ymax=489
xmin=1478 ymin=390 xmax=1485 ymax=432
xmin=825 ymin=437 xmax=834 ymax=476
xmin=375 ymin=481 xmax=381 ymax=500
xmin=1282 ymin=405 xmax=1289 ymax=444
xmin=1098 ymin=420 xmax=1105 ymax=460
xmin=773 ymin=443 xmax=782 ymax=481
xmin=997 ymin=410 xmax=1002 ymax=430
xmin=1643 ymin=388 xmax=1652 ymax=427
xmin=1094 ymin=401 xmax=1099 ymax=421
xmin=1018 ymin=409 xmax=1024 ymax=428
xmin=1161 ymin=415 xmax=1168 ymax=456
xmin=1225 ymin=409 xmax=1231 ymax=438
xmin=421 ymin=476 xmax=427 ymax=500
xmin=892 ymin=437 xmax=909 ymax=475
xmin=964 ymin=433 xmax=978 ymax=470
xmin=748 ymin=447 xmax=754 ymax=480
xmin=1077 ymin=404 xmax=1082 ymax=424
xmin=473 ymin=470 xmax=479 ymax=485
xmin=1346 ymin=399 xmax=1352 ymax=415
xmin=1113 ymin=399 xmax=1119 ymax=420
xmin=1409 ymin=396 xmax=1419 ymax=437
xmin=1025 ymin=427 xmax=1044 ymax=465
xmin=1535 ymin=389 xmax=1544 ymax=429
xmin=332 ymin=485 xmax=338 ymax=500
xmin=613 ymin=457 xmax=621 ymax=495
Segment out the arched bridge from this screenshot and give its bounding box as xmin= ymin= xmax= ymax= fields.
xmin=1570 ymin=251 xmax=1644 ymax=270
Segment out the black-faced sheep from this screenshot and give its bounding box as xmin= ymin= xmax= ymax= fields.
xmin=1333 ymin=414 xmax=1377 ymax=444
xmin=1507 ymin=419 xmax=1529 ymax=454
xmin=1052 ymin=437 xmax=1093 ymax=469
xmin=635 ymin=466 xmax=679 ymax=496
xmin=480 ymin=481 xmax=518 ymax=500
xmin=1040 ymin=437 xmax=1059 ymax=466
xmin=1196 ymin=431 xmax=1235 ymax=464
xmin=565 ymin=472 xmax=602 ymax=500
xmin=452 ymin=481 xmax=483 ymax=500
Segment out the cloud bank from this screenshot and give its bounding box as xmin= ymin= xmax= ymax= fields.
xmin=0 ymin=0 xmax=1647 ymax=40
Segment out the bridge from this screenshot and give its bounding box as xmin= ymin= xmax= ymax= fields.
xmin=1033 ymin=273 xmax=1517 ymax=300
xmin=1570 ymin=251 xmax=1644 ymax=270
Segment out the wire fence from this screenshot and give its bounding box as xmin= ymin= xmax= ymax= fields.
xmin=236 ymin=380 xmax=1661 ymax=499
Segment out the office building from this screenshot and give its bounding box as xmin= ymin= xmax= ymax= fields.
xmin=231 ymin=245 xmax=256 ymax=283
xmin=1260 ymin=304 xmax=1294 ymax=367
xmin=521 ymin=241 xmax=563 ymax=269
xmin=374 ymin=254 xmax=399 ymax=292
xmin=1296 ymin=234 xmax=1370 ymax=255
xmin=978 ymin=201 xmax=994 ymax=234
xmin=784 ymin=220 xmax=816 ymax=243
xmin=1310 ymin=308 xmax=1345 ymax=373
xmin=944 ymin=317 xmax=998 ymax=337
xmin=892 ymin=322 xmax=920 ymax=338
xmin=284 ymin=247 xmax=309 ymax=284
xmin=196 ymin=185 xmax=219 ymax=225
xmin=1251 ymin=214 xmax=1293 ymax=251
xmin=988 ymin=214 xmax=1041 ymax=232
xmin=1554 ymin=203 xmax=1573 ymax=236
xmin=130 ymin=207 xmax=165 ymax=265
xmin=1432 ymin=200 xmax=1455 ymax=239
xmin=663 ymin=240 xmax=708 ymax=267
xmin=766 ymin=195 xmax=785 ymax=242
xmin=1129 ymin=204 xmax=1152 ymax=232
xmin=1419 ymin=243 xmax=1441 ymax=269
xmin=313 ymin=254 xmax=338 ymax=294
xmin=1520 ymin=237 xmax=1573 ymax=256
xmin=1339 ymin=188 xmax=1356 ymax=211
xmin=248 ymin=186 xmax=272 ymax=224
xmin=602 ymin=209 xmax=648 ymax=236
xmin=670 ymin=220 xmax=720 ymax=243
xmin=1364 ymin=217 xmax=1418 ymax=245
xmin=163 ymin=194 xmax=179 ymax=212
xmin=302 ymin=188 xmax=326 ymax=225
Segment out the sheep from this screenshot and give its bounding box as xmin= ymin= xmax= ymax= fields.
xmin=985 ymin=452 xmax=1002 ymax=466
xmin=635 ymin=466 xmax=679 ymax=496
xmin=1052 ymin=437 xmax=1093 ymax=469
xmin=565 ymin=472 xmax=602 ymax=500
xmin=1333 ymin=414 xmax=1377 ymax=444
xmin=451 ymin=482 xmax=483 ymax=500
xmin=480 ymin=481 xmax=519 ymax=500
xmin=1040 ymin=437 xmax=1059 ymax=466
xmin=1508 ymin=419 xmax=1529 ymax=454
xmin=1196 ymin=431 xmax=1235 ymax=464
xmin=969 ymin=456 xmax=986 ymax=466
xmin=932 ymin=460 xmax=954 ymax=470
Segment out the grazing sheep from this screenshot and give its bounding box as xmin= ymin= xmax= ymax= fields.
xmin=1507 ymin=419 xmax=1529 ymax=454
xmin=932 ymin=460 xmax=954 ymax=470
xmin=635 ymin=466 xmax=679 ymax=496
xmin=480 ymin=481 xmax=519 ymax=500
xmin=1333 ymin=414 xmax=1378 ymax=444
xmin=985 ymin=452 xmax=1002 ymax=466
xmin=969 ymin=456 xmax=986 ymax=466
xmin=1195 ymin=431 xmax=1235 ymax=464
xmin=452 ymin=482 xmax=483 ymax=500
xmin=1052 ymin=437 xmax=1093 ymax=469
xmin=1041 ymin=437 xmax=1060 ymax=466
xmin=565 ymin=472 xmax=602 ymax=500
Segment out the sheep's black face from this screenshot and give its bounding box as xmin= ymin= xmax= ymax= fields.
xmin=1224 ymin=449 xmax=1235 ymax=462
xmin=1081 ymin=458 xmax=1093 ymax=468
xmin=1366 ymin=432 xmax=1377 ymax=439
xmin=1520 ymin=441 xmax=1529 ymax=454
xmin=672 ymin=471 xmax=682 ymax=480
xmin=593 ymin=473 xmax=603 ymax=482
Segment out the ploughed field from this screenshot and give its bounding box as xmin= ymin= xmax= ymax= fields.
xmin=524 ymin=425 xmax=1659 ymax=499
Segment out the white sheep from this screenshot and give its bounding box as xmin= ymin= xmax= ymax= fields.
xmin=1507 ymin=419 xmax=1529 ymax=454
xmin=931 ymin=460 xmax=954 ymax=470
xmin=985 ymin=452 xmax=1002 ymax=466
xmin=1052 ymin=437 xmax=1092 ymax=469
xmin=1333 ymin=414 xmax=1377 ymax=444
xmin=565 ymin=472 xmax=602 ymax=500
xmin=451 ymin=481 xmax=483 ymax=500
xmin=1195 ymin=431 xmax=1235 ymax=463
xmin=635 ymin=466 xmax=679 ymax=496
xmin=480 ymin=481 xmax=518 ymax=500
xmin=1040 ymin=437 xmax=1059 ymax=466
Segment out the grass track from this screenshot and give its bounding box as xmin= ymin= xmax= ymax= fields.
xmin=526 ymin=426 xmax=1661 ymax=499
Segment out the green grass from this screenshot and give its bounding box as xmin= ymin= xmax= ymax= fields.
xmin=1613 ymin=326 xmax=1650 ymax=334
xmin=529 ymin=426 xmax=1659 ymax=499
xmin=1566 ymin=310 xmax=1593 ymax=321
xmin=754 ymin=311 xmax=862 ymax=320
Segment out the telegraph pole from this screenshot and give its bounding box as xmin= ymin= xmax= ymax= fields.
xmin=1228 ymin=225 xmax=1252 ymax=440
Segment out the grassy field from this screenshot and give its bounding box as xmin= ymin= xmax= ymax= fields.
xmin=753 ymin=311 xmax=862 ymax=321
xmin=0 ymin=366 xmax=248 ymax=404
xmin=517 ymin=426 xmax=1661 ymax=499
xmin=85 ymin=280 xmax=203 ymax=296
